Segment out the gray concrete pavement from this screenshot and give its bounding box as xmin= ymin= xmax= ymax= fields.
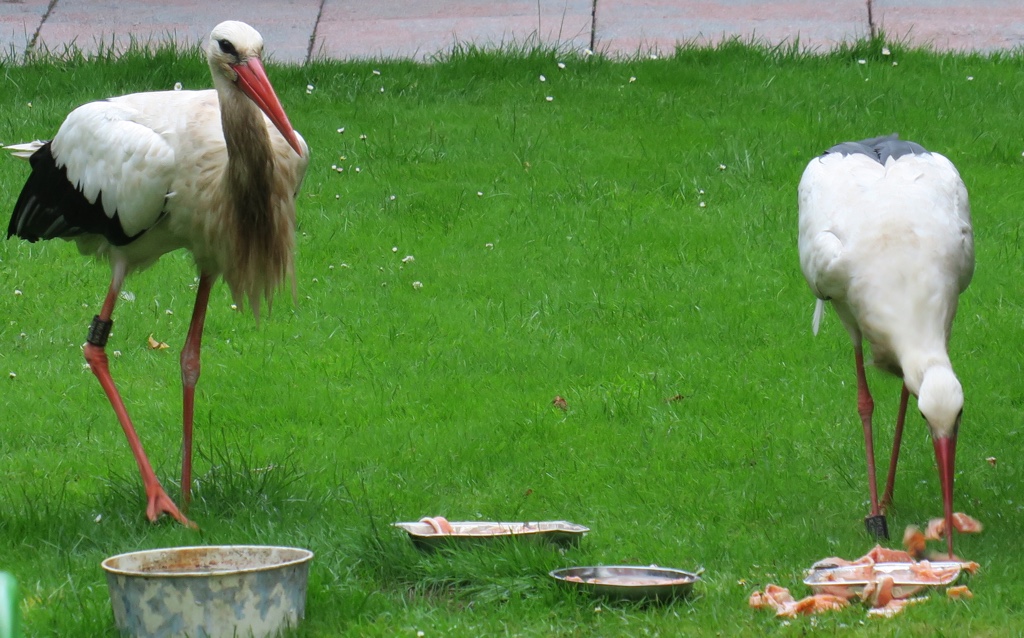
xmin=2 ymin=1 xmax=1023 ymax=64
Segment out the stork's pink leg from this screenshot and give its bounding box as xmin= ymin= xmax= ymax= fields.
xmin=880 ymin=384 xmax=910 ymax=512
xmin=854 ymin=347 xmax=887 ymax=538
xmin=180 ymin=273 xmax=215 ymax=508
xmin=83 ymin=263 xmax=195 ymax=528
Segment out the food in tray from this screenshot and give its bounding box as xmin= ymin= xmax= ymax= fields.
xmin=562 ymin=575 xmax=693 ymax=587
xmin=550 ymin=566 xmax=699 ymax=601
xmin=414 ymin=518 xmax=544 ymax=536
xmin=752 ymin=536 xmax=980 ymax=619
xmin=419 ymin=516 xmax=454 ymax=534
xmin=394 ymin=519 xmax=588 ymax=550
xmin=811 ymin=543 xmax=916 ymax=570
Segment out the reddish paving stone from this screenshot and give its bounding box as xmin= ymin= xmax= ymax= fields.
xmin=0 ymin=0 xmax=50 ymax=58
xmin=4 ymin=0 xmax=1023 ymax=65
xmin=313 ymin=0 xmax=593 ymax=61
xmin=34 ymin=0 xmax=320 ymax=63
xmin=594 ymin=1 xmax=868 ymax=56
xmin=872 ymin=0 xmax=1024 ymax=51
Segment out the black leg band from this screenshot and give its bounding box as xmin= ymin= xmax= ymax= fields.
xmin=87 ymin=315 xmax=114 ymax=347
xmin=864 ymin=514 xmax=889 ymax=540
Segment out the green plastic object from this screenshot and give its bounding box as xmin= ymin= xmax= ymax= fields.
xmin=0 ymin=572 xmax=19 ymax=638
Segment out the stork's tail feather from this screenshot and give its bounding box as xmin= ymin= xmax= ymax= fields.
xmin=812 ymin=299 xmax=826 ymax=336
xmin=4 ymin=141 xmax=47 ymax=161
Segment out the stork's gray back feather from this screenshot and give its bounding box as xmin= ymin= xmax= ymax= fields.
xmin=824 ymin=134 xmax=929 ymax=165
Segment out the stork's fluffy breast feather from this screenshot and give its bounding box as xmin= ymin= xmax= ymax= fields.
xmin=51 ymin=100 xmax=177 ymax=237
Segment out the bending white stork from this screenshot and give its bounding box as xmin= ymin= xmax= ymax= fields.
xmin=6 ymin=21 xmax=308 ymax=527
xmin=798 ymin=135 xmax=973 ymax=558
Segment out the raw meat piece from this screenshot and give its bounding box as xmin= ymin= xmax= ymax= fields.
xmin=420 ymin=516 xmax=454 ymax=534
xmin=909 ymin=561 xmax=961 ymax=583
xmin=862 ymin=544 xmax=915 ymax=564
xmin=862 ymin=574 xmax=895 ymax=607
xmin=902 ymin=525 xmax=927 ymax=559
xmin=947 ymin=585 xmax=973 ymax=600
xmin=750 ymin=585 xmax=849 ymax=617
xmin=866 ymin=596 xmax=928 ymax=617
xmin=924 ymin=512 xmax=983 ymax=540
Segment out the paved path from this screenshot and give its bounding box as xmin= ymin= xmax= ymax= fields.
xmin=1 ymin=1 xmax=1022 ymax=64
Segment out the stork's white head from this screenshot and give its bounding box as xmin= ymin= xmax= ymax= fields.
xmin=917 ymin=366 xmax=963 ymax=440
xmin=206 ymin=21 xmax=303 ymax=157
xmin=207 ymin=21 xmax=264 ymax=80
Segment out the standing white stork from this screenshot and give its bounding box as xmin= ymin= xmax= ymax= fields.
xmin=798 ymin=135 xmax=973 ymax=558
xmin=6 ymin=21 xmax=308 ymax=527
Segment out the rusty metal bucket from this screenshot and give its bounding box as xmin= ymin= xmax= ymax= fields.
xmin=102 ymin=545 xmax=313 ymax=638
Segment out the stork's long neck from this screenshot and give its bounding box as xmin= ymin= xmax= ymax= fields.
xmin=213 ymin=82 xmax=290 ymax=315
xmin=219 ymin=87 xmax=275 ymax=229
xmin=901 ymin=350 xmax=953 ymax=397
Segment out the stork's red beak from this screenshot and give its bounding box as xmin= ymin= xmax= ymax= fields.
xmin=933 ymin=434 xmax=957 ymax=558
xmin=233 ymin=58 xmax=304 ymax=157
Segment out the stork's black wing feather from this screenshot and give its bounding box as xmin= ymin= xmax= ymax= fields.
xmin=7 ymin=141 xmax=139 ymax=246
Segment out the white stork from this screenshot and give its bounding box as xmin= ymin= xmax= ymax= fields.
xmin=6 ymin=21 xmax=309 ymax=527
xmin=798 ymin=135 xmax=973 ymax=558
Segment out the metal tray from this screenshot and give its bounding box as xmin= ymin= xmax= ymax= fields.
xmin=393 ymin=520 xmax=589 ymax=550
xmin=804 ymin=561 xmax=962 ymax=599
xmin=550 ymin=565 xmax=700 ymax=601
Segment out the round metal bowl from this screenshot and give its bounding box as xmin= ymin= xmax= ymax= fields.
xmin=101 ymin=545 xmax=313 ymax=638
xmin=550 ymin=565 xmax=700 ymax=601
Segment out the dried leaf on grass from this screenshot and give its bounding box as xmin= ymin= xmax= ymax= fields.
xmin=147 ymin=334 xmax=170 ymax=350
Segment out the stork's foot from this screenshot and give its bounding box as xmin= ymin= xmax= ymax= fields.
xmin=864 ymin=514 xmax=889 ymax=540
xmin=145 ymin=485 xmax=198 ymax=529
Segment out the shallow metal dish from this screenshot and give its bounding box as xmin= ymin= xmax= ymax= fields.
xmin=394 ymin=520 xmax=589 ymax=550
xmin=804 ymin=561 xmax=962 ymax=599
xmin=550 ymin=565 xmax=700 ymax=601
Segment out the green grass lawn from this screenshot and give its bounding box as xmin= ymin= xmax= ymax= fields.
xmin=1 ymin=37 xmax=1023 ymax=636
